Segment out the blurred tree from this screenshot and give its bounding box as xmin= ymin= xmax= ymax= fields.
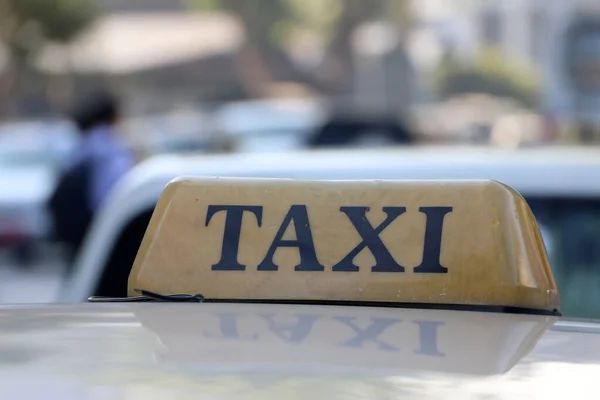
xmin=382 ymin=0 xmax=415 ymax=117
xmin=434 ymin=47 xmax=541 ymax=109
xmin=186 ymin=0 xmax=397 ymax=100
xmin=0 ymin=0 xmax=97 ymax=117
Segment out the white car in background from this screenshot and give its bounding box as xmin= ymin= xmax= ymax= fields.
xmin=122 ymin=111 xmax=213 ymax=157
xmin=216 ymin=97 xmax=326 ymax=152
xmin=0 ymin=120 xmax=79 ymax=263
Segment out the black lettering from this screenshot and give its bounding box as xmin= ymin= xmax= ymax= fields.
xmin=333 ymin=206 xmax=406 ymax=272
xmin=260 ymin=313 xmax=319 ymax=343
xmin=414 ymin=320 xmax=445 ymax=357
xmin=414 ymin=207 xmax=452 ymax=273
xmin=206 ymin=205 xmax=263 ymax=271
xmin=335 ymin=316 xmax=401 ymax=351
xmin=258 ymin=205 xmax=324 ymax=271
xmin=204 ymin=313 xmax=259 ymax=340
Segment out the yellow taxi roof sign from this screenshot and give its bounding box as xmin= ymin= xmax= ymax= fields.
xmin=128 ymin=177 xmax=559 ymax=314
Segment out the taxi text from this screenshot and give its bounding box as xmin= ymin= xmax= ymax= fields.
xmin=205 ymin=205 xmax=452 ymax=273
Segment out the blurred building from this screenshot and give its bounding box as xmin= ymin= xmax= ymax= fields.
xmin=411 ymin=0 xmax=600 ymax=142
xmin=36 ymin=7 xmax=245 ymax=115
xmin=410 ymin=0 xmax=592 ymax=66
xmin=96 ymin=0 xmax=188 ymax=13
xmin=3 ymin=0 xmax=600 ymax=145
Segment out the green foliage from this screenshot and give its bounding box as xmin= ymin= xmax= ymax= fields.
xmin=284 ymin=0 xmax=343 ymax=39
xmin=17 ymin=0 xmax=98 ymax=42
xmin=184 ymin=0 xmax=221 ymax=11
xmin=0 ymin=0 xmax=97 ymax=57
xmin=186 ymin=0 xmax=343 ymax=49
xmin=435 ymin=47 xmax=541 ymax=108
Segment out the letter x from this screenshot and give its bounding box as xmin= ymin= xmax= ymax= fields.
xmin=333 ymin=206 xmax=406 ymax=272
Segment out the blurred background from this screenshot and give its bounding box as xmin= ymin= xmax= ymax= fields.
xmin=0 ymin=0 xmax=599 ymax=317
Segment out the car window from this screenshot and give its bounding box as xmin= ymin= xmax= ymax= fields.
xmin=94 ymin=209 xmax=155 ymax=298
xmin=527 ymin=197 xmax=600 ymax=318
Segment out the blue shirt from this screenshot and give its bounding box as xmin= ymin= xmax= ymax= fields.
xmin=65 ymin=124 xmax=135 ymax=212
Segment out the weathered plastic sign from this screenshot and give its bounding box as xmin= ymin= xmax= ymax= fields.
xmin=129 ymin=177 xmax=559 ymax=313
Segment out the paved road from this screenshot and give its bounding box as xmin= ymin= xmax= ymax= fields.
xmin=0 ymin=250 xmax=67 ymax=304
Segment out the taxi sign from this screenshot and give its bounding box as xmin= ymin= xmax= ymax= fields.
xmin=128 ymin=177 xmax=559 ymax=313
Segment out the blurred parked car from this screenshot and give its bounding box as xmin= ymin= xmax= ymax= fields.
xmin=122 ymin=110 xmax=213 ymax=158
xmin=216 ymin=97 xmax=326 ymax=152
xmin=216 ymin=97 xmax=420 ymax=150
xmin=125 ymin=98 xmax=328 ymax=156
xmin=0 ymin=120 xmax=79 ymax=263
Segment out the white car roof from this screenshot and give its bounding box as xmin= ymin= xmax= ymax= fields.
xmin=60 ymin=145 xmax=600 ymax=302
xmin=1 ymin=303 xmax=599 ymax=399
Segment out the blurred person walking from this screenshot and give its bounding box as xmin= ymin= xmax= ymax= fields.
xmin=47 ymin=91 xmax=136 ymax=269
